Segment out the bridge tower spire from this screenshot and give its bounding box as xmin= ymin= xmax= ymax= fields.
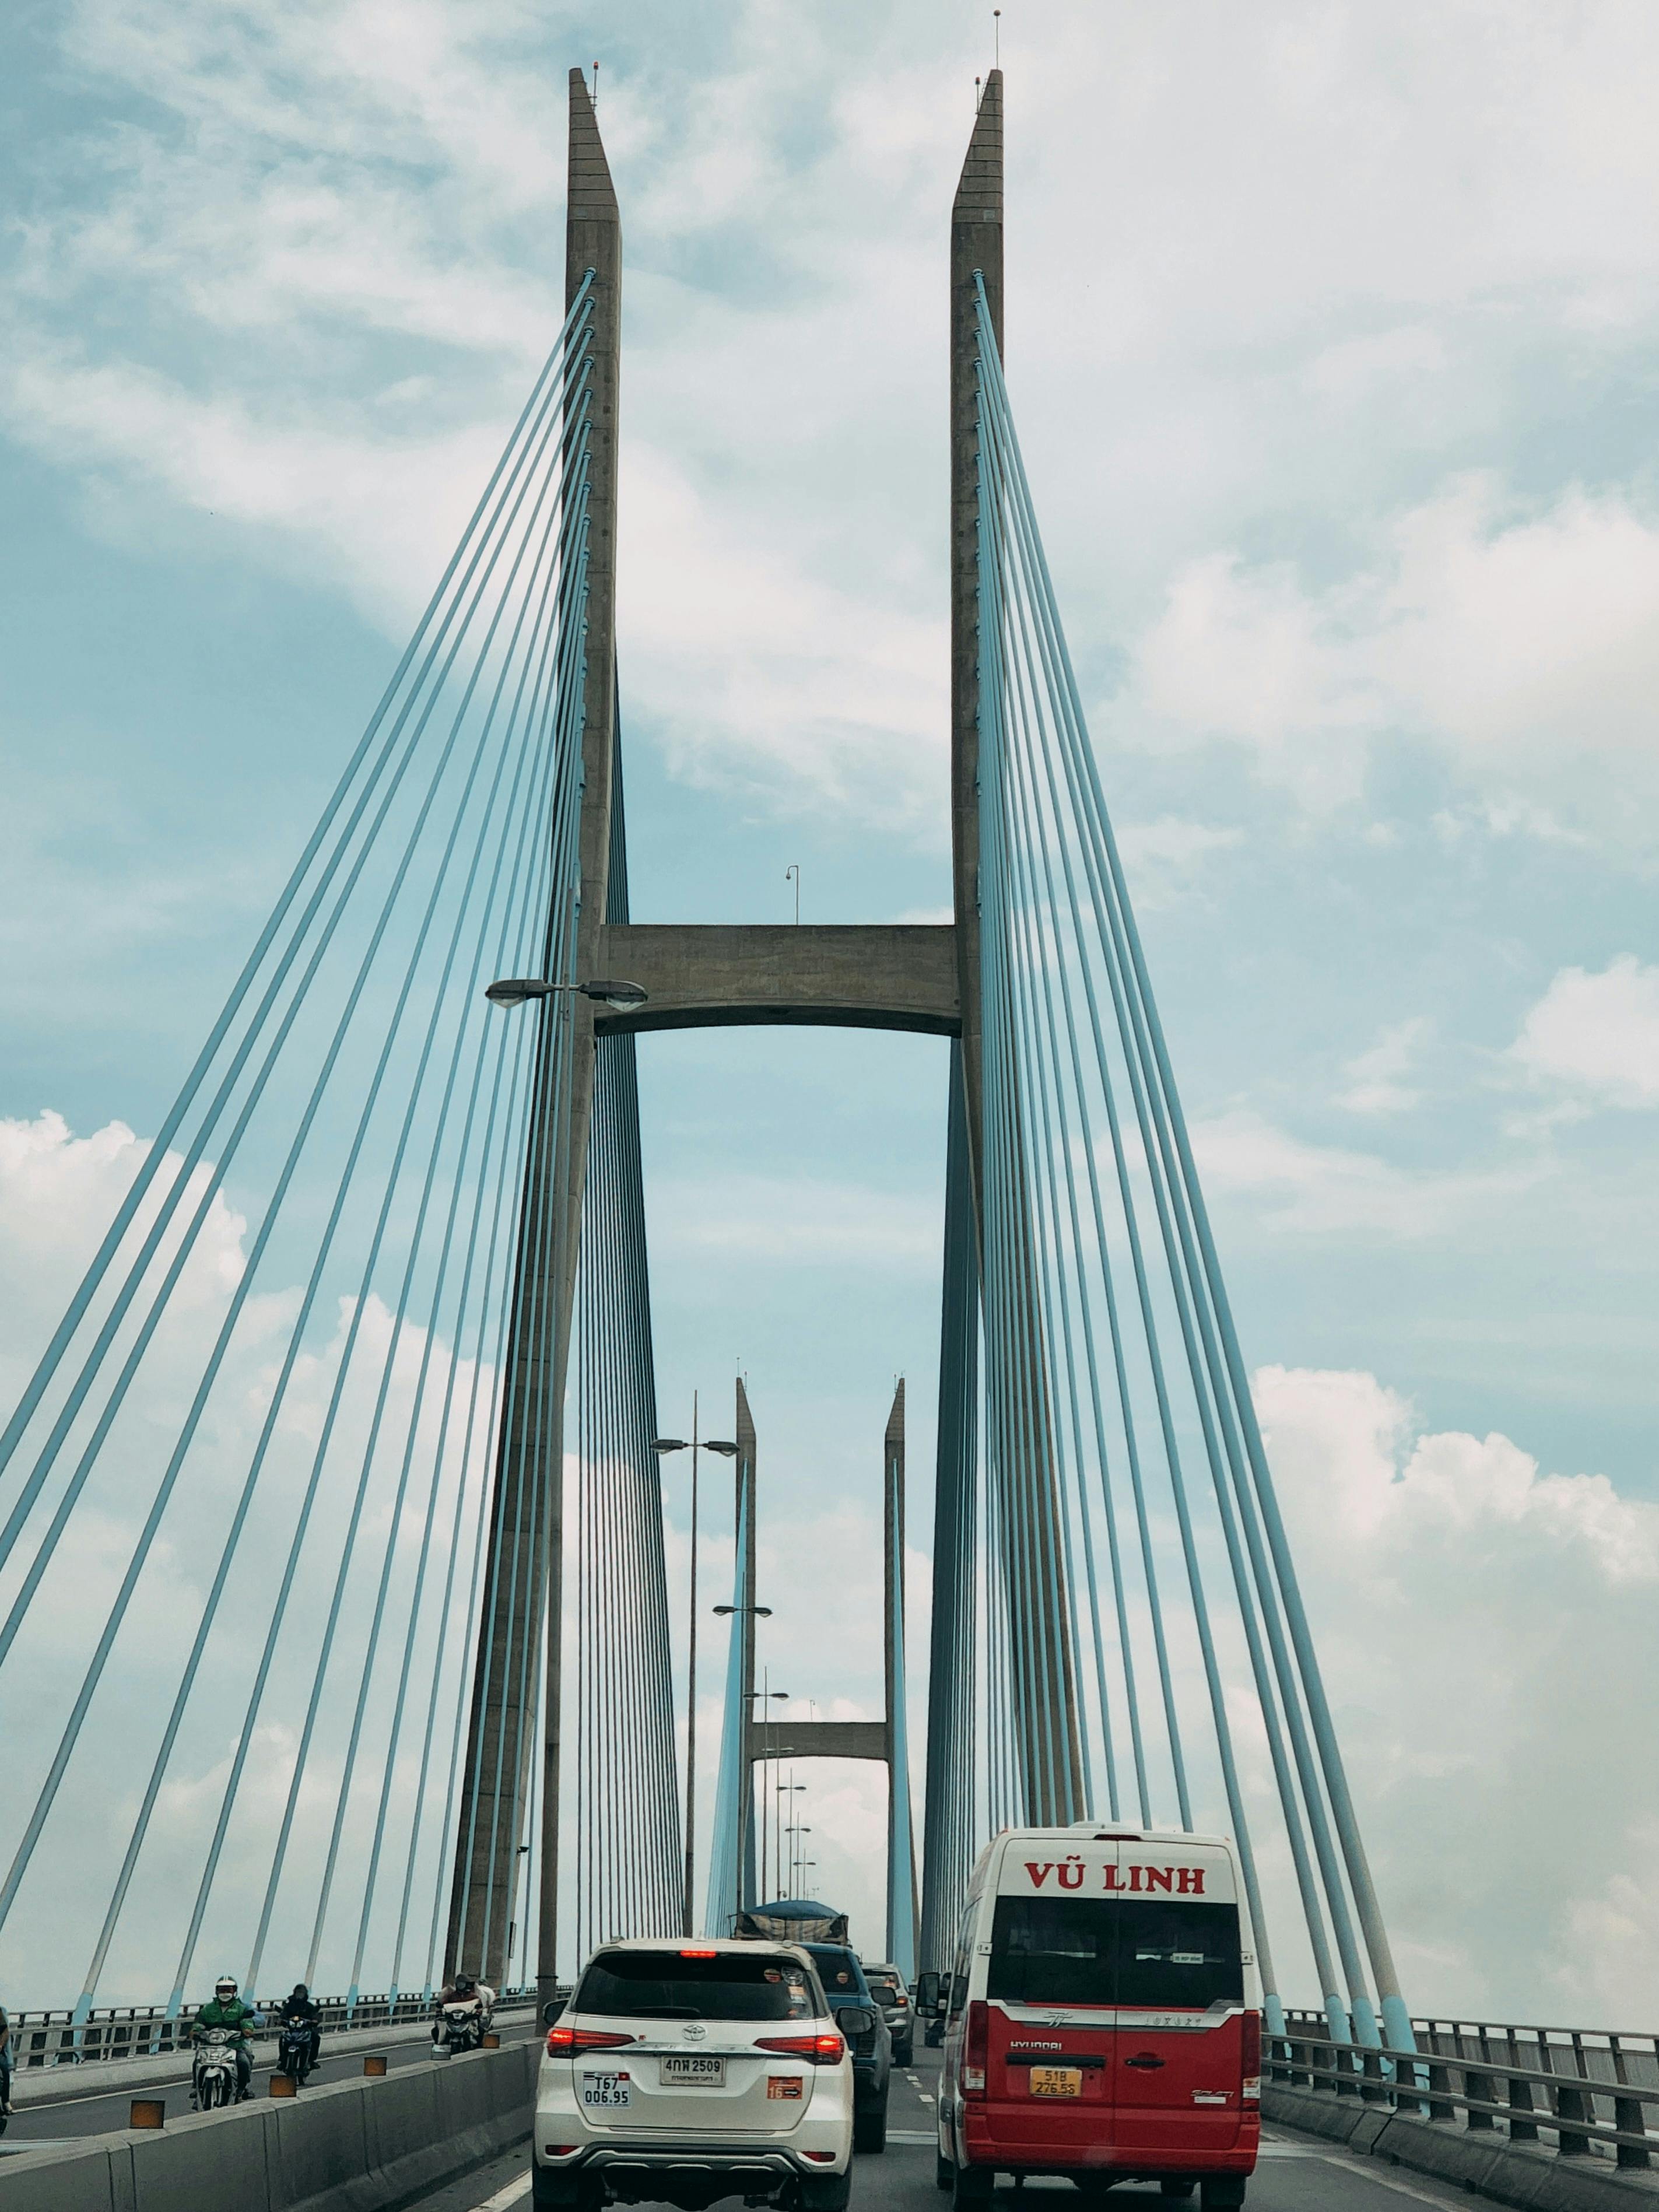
xmin=946 ymin=70 xmax=1086 ymax=1827
xmin=445 ymin=62 xmax=624 ymax=2004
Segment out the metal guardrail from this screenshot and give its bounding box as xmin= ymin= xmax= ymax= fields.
xmin=1273 ymin=2013 xmax=1659 ymax=2173
xmin=9 ymin=1986 xmax=537 ymax=2069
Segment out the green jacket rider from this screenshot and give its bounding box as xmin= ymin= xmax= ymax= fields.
xmin=194 ymin=1975 xmax=257 ymax=2099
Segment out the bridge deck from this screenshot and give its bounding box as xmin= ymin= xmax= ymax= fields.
xmin=393 ymin=2046 xmax=1479 ymax=2212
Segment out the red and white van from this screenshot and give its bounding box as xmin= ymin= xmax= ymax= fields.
xmin=937 ymin=1824 xmax=1260 ymax=2209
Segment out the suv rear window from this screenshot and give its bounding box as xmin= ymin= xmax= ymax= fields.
xmin=804 ymin=1946 xmax=867 ymax=2000
xmin=987 ymin=1896 xmax=1243 ymax=2010
xmin=867 ymin=1973 xmax=901 ymax=1999
xmin=575 ymin=1950 xmax=816 ymax=2022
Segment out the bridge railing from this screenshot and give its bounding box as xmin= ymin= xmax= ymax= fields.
xmin=8 ymin=1986 xmax=536 ymax=2069
xmin=1273 ymin=2012 xmax=1658 ymax=2172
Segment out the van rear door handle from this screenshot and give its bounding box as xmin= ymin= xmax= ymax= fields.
xmin=1125 ymin=2053 xmax=1166 ymax=2070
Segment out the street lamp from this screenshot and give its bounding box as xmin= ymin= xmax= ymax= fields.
xmin=776 ymin=1780 xmax=805 ymax=1896
xmin=751 ymin=1680 xmax=789 ymax=1895
xmin=651 ymin=1408 xmax=704 ymax=1938
xmin=485 ymin=976 xmax=648 ymax=1011
xmin=788 ymin=1829 xmax=812 ymax=1893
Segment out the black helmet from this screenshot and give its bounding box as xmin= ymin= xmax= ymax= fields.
xmin=455 ymin=1973 xmax=476 ymax=1995
xmin=291 ymin=1983 xmax=308 ymax=1999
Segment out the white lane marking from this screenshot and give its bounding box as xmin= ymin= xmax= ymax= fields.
xmin=1304 ymin=2154 xmax=1466 ymax=2206
xmin=469 ymin=2175 xmax=531 ymax=2210
xmin=889 ymin=2129 xmax=938 ymax=2143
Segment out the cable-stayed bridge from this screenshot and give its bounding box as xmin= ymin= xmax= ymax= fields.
xmin=5 ymin=61 xmax=1649 ymax=2212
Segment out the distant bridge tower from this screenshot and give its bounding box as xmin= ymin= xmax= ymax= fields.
xmin=704 ymin=1380 xmax=919 ymax=1970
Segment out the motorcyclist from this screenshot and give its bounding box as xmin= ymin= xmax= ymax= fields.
xmin=432 ymin=1972 xmax=497 ymax=2046
xmin=192 ymin=1974 xmax=258 ymax=2101
xmin=278 ymin=1983 xmax=322 ymax=2076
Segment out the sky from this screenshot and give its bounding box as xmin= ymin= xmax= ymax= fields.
xmin=2 ymin=0 xmax=1658 ymax=2022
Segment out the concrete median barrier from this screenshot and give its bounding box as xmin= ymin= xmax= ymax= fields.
xmin=0 ymin=2036 xmax=539 ymax=2211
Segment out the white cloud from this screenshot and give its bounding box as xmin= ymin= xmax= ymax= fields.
xmin=1510 ymin=955 xmax=1659 ymax=1107
xmin=1113 ymin=817 xmax=1244 ymax=906
xmin=1337 ymin=1018 xmax=1429 ymax=1116
xmin=1125 ymin=476 xmax=1659 ymax=821
xmin=1191 ymin=1108 xmax=1535 ymax=1236
xmin=17 ymin=0 xmax=1659 ymax=836
xmin=1255 ymin=1365 xmax=1659 ymax=2020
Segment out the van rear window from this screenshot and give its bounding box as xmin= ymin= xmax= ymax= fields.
xmin=987 ymin=1897 xmax=1243 ymax=2009
xmin=575 ymin=1951 xmax=815 ymax=2022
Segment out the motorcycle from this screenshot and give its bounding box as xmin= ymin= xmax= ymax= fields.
xmin=434 ymin=1999 xmax=487 ymax=2058
xmin=191 ymin=2027 xmax=242 ymax=2109
xmin=277 ymin=2018 xmax=318 ymax=2087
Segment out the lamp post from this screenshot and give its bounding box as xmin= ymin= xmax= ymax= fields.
xmin=751 ymin=1680 xmax=790 ymax=1904
xmin=785 ymin=1826 xmax=811 ymax=1892
xmin=714 ymin=1602 xmax=772 ymax=1912
xmin=776 ymin=1777 xmax=805 ymax=1895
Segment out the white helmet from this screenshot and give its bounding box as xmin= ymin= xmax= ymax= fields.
xmin=215 ymin=1974 xmax=238 ymax=1993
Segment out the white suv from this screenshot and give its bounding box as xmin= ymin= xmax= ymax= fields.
xmin=533 ymin=1937 xmax=863 ymax=2212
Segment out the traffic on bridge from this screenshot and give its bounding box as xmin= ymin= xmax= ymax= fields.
xmin=1 ymin=17 xmax=1653 ymax=2212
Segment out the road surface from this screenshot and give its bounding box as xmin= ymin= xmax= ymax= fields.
xmin=395 ymin=2046 xmax=1478 ymax=2212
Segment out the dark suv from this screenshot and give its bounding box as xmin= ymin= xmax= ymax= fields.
xmin=803 ymin=1944 xmax=891 ymax=2152
xmin=861 ymin=1962 xmax=914 ymax=2066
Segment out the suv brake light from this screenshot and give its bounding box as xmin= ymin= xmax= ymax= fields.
xmin=756 ymin=2032 xmax=845 ymax=2066
xmin=963 ymin=2000 xmax=988 ymax=2096
xmin=679 ymin=1947 xmax=720 ymax=1957
xmin=547 ymin=2025 xmax=639 ymax=2055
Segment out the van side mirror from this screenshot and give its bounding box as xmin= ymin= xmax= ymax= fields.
xmin=542 ymin=1997 xmax=566 ymax=2027
xmin=916 ymin=1972 xmax=940 ymax=2014
xmin=838 ymin=2006 xmax=876 ymax=2036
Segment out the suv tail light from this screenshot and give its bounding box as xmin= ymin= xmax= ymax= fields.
xmin=756 ymin=2032 xmax=845 ymax=2066
xmin=963 ymin=2000 xmax=988 ymax=2096
xmin=1241 ymin=2009 xmax=1261 ymax=2100
xmin=547 ymin=2025 xmax=639 ymax=2055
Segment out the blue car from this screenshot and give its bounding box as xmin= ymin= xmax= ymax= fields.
xmin=802 ymin=1944 xmax=891 ymax=2153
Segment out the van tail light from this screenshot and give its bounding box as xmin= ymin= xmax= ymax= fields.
xmin=1241 ymin=2009 xmax=1261 ymax=2101
xmin=547 ymin=2026 xmax=639 ymax=2055
xmin=756 ymin=2032 xmax=846 ymax=2066
xmin=963 ymin=2000 xmax=988 ymax=2096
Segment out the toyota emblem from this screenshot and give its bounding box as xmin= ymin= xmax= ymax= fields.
xmin=683 ymin=2022 xmax=707 ymax=2041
